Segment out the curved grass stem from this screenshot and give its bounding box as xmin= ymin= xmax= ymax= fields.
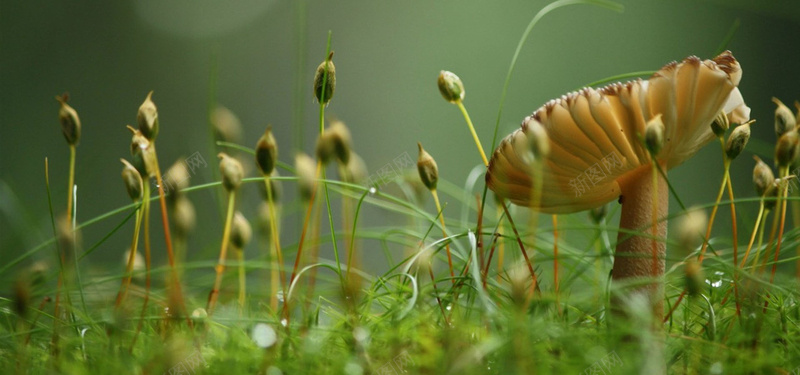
xmin=286 ymin=164 xmax=321 ymax=316
xmin=286 ymin=30 xmax=333 ymax=318
xmin=345 ymin=189 xmax=369 ymax=285
xmin=321 ymin=168 xmax=343 ymax=289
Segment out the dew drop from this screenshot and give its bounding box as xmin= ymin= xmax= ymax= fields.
xmin=353 ymin=327 xmax=369 ymax=344
xmin=276 ymin=290 xmax=285 ymax=303
xmin=344 ymin=362 xmax=364 ymax=375
xmin=251 ymin=323 xmax=277 ymax=348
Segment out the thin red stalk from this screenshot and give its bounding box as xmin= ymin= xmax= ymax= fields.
xmin=482 ymin=233 xmax=501 ymax=289
xmin=698 ymin=171 xmax=728 ymax=263
xmin=477 ymin=195 xmax=485 ymax=279
xmin=496 ymin=207 xmax=505 ymax=283
xmin=500 ymin=201 xmax=538 ymax=294
xmin=284 ymin=164 xmax=322 ymax=319
xmin=24 ymin=296 xmax=51 ymax=346
xmin=667 ymin=154 xmax=728 ymax=322
xmin=757 ymin=211 xmax=780 ymax=276
xmin=428 ymin=266 xmax=449 ymax=326
xmin=131 ymin=185 xmax=151 ymax=350
xmin=663 ymin=291 xmax=686 ymax=323
xmin=51 ymin=275 xmax=63 ymax=355
xmin=305 ymin=201 xmax=322 ymax=310
xmin=431 ymin=190 xmax=455 ymax=284
xmin=448 ymin=195 xmax=484 ymax=312
xmin=765 ymin=181 xmax=790 ymax=312
xmin=726 ymin=174 xmax=741 ymax=317
xmin=152 ymin=149 xmax=191 ymax=327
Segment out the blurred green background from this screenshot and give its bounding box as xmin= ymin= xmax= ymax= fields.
xmin=2 ymin=0 xmax=800 ymax=284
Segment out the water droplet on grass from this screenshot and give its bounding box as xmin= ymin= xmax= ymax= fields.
xmin=353 ymin=326 xmax=369 ymax=344
xmin=251 ymin=323 xmax=277 ymax=348
xmin=344 ymin=362 xmax=363 ymax=375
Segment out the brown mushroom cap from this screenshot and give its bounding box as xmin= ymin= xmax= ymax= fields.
xmin=487 ymin=51 xmax=750 ymax=213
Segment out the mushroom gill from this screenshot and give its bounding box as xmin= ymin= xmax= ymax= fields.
xmin=487 ymin=51 xmax=749 ymax=214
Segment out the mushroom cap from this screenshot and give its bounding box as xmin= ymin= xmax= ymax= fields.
xmin=487 ymin=51 xmax=750 ymax=214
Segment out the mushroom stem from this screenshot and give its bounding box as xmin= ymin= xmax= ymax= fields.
xmin=613 ymin=163 xmax=668 ymax=318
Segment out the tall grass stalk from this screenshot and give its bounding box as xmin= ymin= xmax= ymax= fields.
xmin=207 ymin=192 xmax=237 ymax=315
xmin=44 ymin=158 xmax=67 ymax=356
xmin=495 ymin=205 xmax=505 ymax=283
xmin=288 ymin=164 xmax=321 ymax=315
xmin=264 ymin=179 xmax=285 ymax=311
xmin=114 ymin=204 xmax=143 ymax=309
xmin=719 ymin=138 xmax=742 ymax=317
xmin=430 ymin=190 xmax=454 ymax=284
xmin=665 ymin=142 xmax=731 ymax=322
xmin=766 ymin=168 xmax=791 ymax=311
xmin=151 ymin=148 xmax=191 ymax=326
xmin=287 ymin=32 xmax=335 ymax=322
xmin=131 ymin=182 xmax=151 ymax=349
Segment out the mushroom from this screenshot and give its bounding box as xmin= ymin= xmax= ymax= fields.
xmin=486 ymin=51 xmax=750 ymax=317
